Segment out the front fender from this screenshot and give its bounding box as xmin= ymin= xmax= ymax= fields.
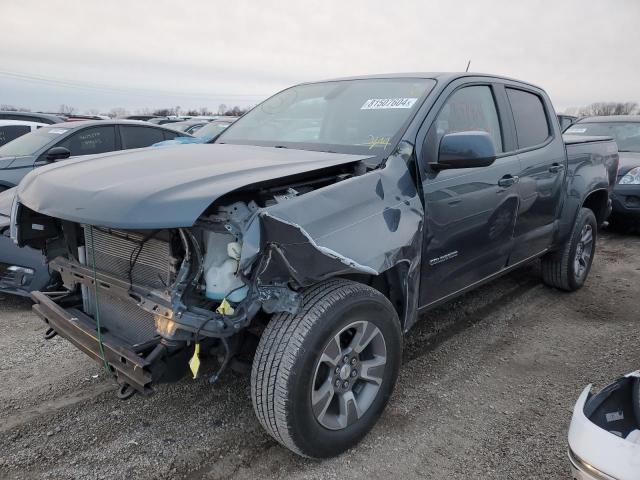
xmin=242 ymin=153 xmax=424 ymax=330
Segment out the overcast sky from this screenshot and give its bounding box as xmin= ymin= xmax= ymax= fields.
xmin=1 ymin=0 xmax=638 ymax=114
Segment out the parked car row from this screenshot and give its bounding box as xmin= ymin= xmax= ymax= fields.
xmin=0 ymin=110 xmax=240 ymax=147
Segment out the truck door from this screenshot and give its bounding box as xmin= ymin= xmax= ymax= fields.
xmin=504 ymin=87 xmax=566 ymax=264
xmin=418 ymin=84 xmax=521 ymax=307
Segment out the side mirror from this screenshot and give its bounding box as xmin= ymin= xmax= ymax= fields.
xmin=431 ymin=131 xmax=497 ymax=170
xmin=45 ymin=146 xmax=71 ymax=162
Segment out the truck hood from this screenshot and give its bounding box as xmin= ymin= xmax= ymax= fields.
xmin=16 ymin=143 xmax=372 ymax=229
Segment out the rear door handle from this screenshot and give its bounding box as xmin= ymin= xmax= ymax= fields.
xmin=548 ymin=163 xmax=564 ymax=174
xmin=498 ymin=175 xmax=519 ymax=187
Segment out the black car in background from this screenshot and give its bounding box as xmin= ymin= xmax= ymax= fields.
xmin=0 ymin=119 xmax=191 ymax=191
xmin=565 ymin=115 xmax=640 ymax=229
xmin=0 ymin=111 xmax=67 ymax=125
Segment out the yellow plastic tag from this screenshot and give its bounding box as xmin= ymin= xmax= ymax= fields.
xmin=216 ymin=298 xmax=235 ymax=316
xmin=189 ymin=343 xmax=201 ymax=379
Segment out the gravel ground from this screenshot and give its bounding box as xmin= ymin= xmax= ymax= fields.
xmin=0 ymin=230 xmax=638 ymax=479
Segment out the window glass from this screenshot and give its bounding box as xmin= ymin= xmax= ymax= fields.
xmin=217 ymin=78 xmax=436 ymax=155
xmin=195 ymin=121 xmax=233 ymax=141
xmin=0 ymin=126 xmax=31 ymax=146
xmin=163 ymin=130 xmax=179 ymax=140
xmin=58 ymin=126 xmax=116 ymax=156
xmin=120 ymin=126 xmax=165 ymax=149
xmin=0 ymin=126 xmax=67 ymax=157
xmin=425 ymin=85 xmax=503 ymax=162
xmin=506 ymin=88 xmax=550 ymax=148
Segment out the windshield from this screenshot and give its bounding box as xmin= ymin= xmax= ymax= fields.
xmin=197 ymin=121 xmax=234 ymax=141
xmin=216 ymin=78 xmax=436 ymax=155
xmin=0 ymin=126 xmax=69 ymax=157
xmin=566 ymin=122 xmax=640 ymax=152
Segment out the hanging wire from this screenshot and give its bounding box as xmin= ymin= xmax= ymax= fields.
xmin=88 ymin=225 xmax=115 ymax=377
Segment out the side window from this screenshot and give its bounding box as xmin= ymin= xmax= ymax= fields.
xmin=163 ymin=130 xmax=179 ymax=140
xmin=506 ymin=88 xmax=550 ymax=148
xmin=120 ymin=126 xmax=166 ymax=149
xmin=425 ymin=85 xmax=503 ymax=163
xmin=0 ymin=126 xmax=31 ymax=146
xmin=58 ymin=126 xmax=116 ymax=156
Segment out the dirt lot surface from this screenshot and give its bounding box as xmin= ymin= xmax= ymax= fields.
xmin=1 ymin=230 xmax=638 ymax=479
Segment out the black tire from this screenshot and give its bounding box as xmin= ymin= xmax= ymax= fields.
xmin=541 ymin=207 xmax=597 ymax=291
xmin=251 ymin=279 xmax=402 ymax=458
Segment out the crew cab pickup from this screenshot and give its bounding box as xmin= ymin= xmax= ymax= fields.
xmin=10 ymin=73 xmax=618 ymax=458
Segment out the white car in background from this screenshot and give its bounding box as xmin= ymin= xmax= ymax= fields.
xmin=0 ymin=120 xmax=47 ymax=147
xmin=568 ymin=371 xmax=640 ymax=479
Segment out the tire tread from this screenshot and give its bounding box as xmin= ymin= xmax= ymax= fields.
xmin=250 ymin=279 xmax=390 ymax=456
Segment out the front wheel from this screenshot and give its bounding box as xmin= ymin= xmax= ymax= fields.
xmin=251 ymin=279 xmax=402 ymax=458
xmin=541 ymin=207 xmax=597 ymax=291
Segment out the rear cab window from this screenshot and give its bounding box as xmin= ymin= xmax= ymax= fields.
xmin=506 ymin=88 xmax=550 ymax=149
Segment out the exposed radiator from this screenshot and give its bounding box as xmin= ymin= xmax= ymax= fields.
xmin=82 ymin=227 xmax=172 ymax=345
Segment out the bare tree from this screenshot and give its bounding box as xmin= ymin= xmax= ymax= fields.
xmin=135 ymin=107 xmax=153 ymax=115
xmin=218 ymin=104 xmax=227 ymax=115
xmin=578 ymin=102 xmax=638 ymax=117
xmin=59 ymin=104 xmax=77 ymax=115
xmin=108 ymin=107 xmax=129 ymax=119
xmin=85 ymin=108 xmax=101 ymax=116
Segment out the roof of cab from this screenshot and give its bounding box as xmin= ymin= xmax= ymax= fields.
xmin=309 ymin=72 xmax=543 ymax=90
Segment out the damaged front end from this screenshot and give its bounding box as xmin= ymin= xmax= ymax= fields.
xmin=14 ymin=151 xmax=423 ymax=396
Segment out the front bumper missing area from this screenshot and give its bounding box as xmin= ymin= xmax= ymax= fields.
xmin=31 ymin=291 xmax=153 ymax=395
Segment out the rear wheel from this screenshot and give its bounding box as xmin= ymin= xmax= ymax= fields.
xmin=541 ymin=208 xmax=597 ymax=291
xmin=251 ymin=279 xmax=402 ymax=458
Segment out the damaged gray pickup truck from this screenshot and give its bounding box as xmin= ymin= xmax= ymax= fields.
xmin=10 ymin=73 xmax=618 ymax=458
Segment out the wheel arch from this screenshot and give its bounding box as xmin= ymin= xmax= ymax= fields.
xmin=581 ymin=188 xmax=609 ymax=226
xmin=338 ymin=261 xmax=413 ymax=331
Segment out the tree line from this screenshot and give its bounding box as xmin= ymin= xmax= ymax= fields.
xmin=0 ymin=103 xmax=251 ymax=118
xmin=564 ymin=102 xmax=638 ymax=117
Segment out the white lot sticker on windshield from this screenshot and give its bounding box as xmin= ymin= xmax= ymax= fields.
xmin=566 ymin=128 xmax=586 ymax=133
xmin=48 ymin=128 xmax=68 ymax=134
xmin=361 ymin=98 xmax=418 ymax=110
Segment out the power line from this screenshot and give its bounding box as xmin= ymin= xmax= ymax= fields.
xmin=0 ymin=69 xmax=270 ymax=101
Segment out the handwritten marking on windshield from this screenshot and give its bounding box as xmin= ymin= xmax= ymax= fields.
xmin=366 ymin=136 xmax=391 ymax=150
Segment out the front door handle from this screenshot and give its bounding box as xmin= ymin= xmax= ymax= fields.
xmin=498 ymin=175 xmax=519 ymax=188
xmin=548 ymin=163 xmax=564 ymax=174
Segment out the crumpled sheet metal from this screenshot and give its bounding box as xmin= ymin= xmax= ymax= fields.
xmin=244 ymin=154 xmax=425 ymax=330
